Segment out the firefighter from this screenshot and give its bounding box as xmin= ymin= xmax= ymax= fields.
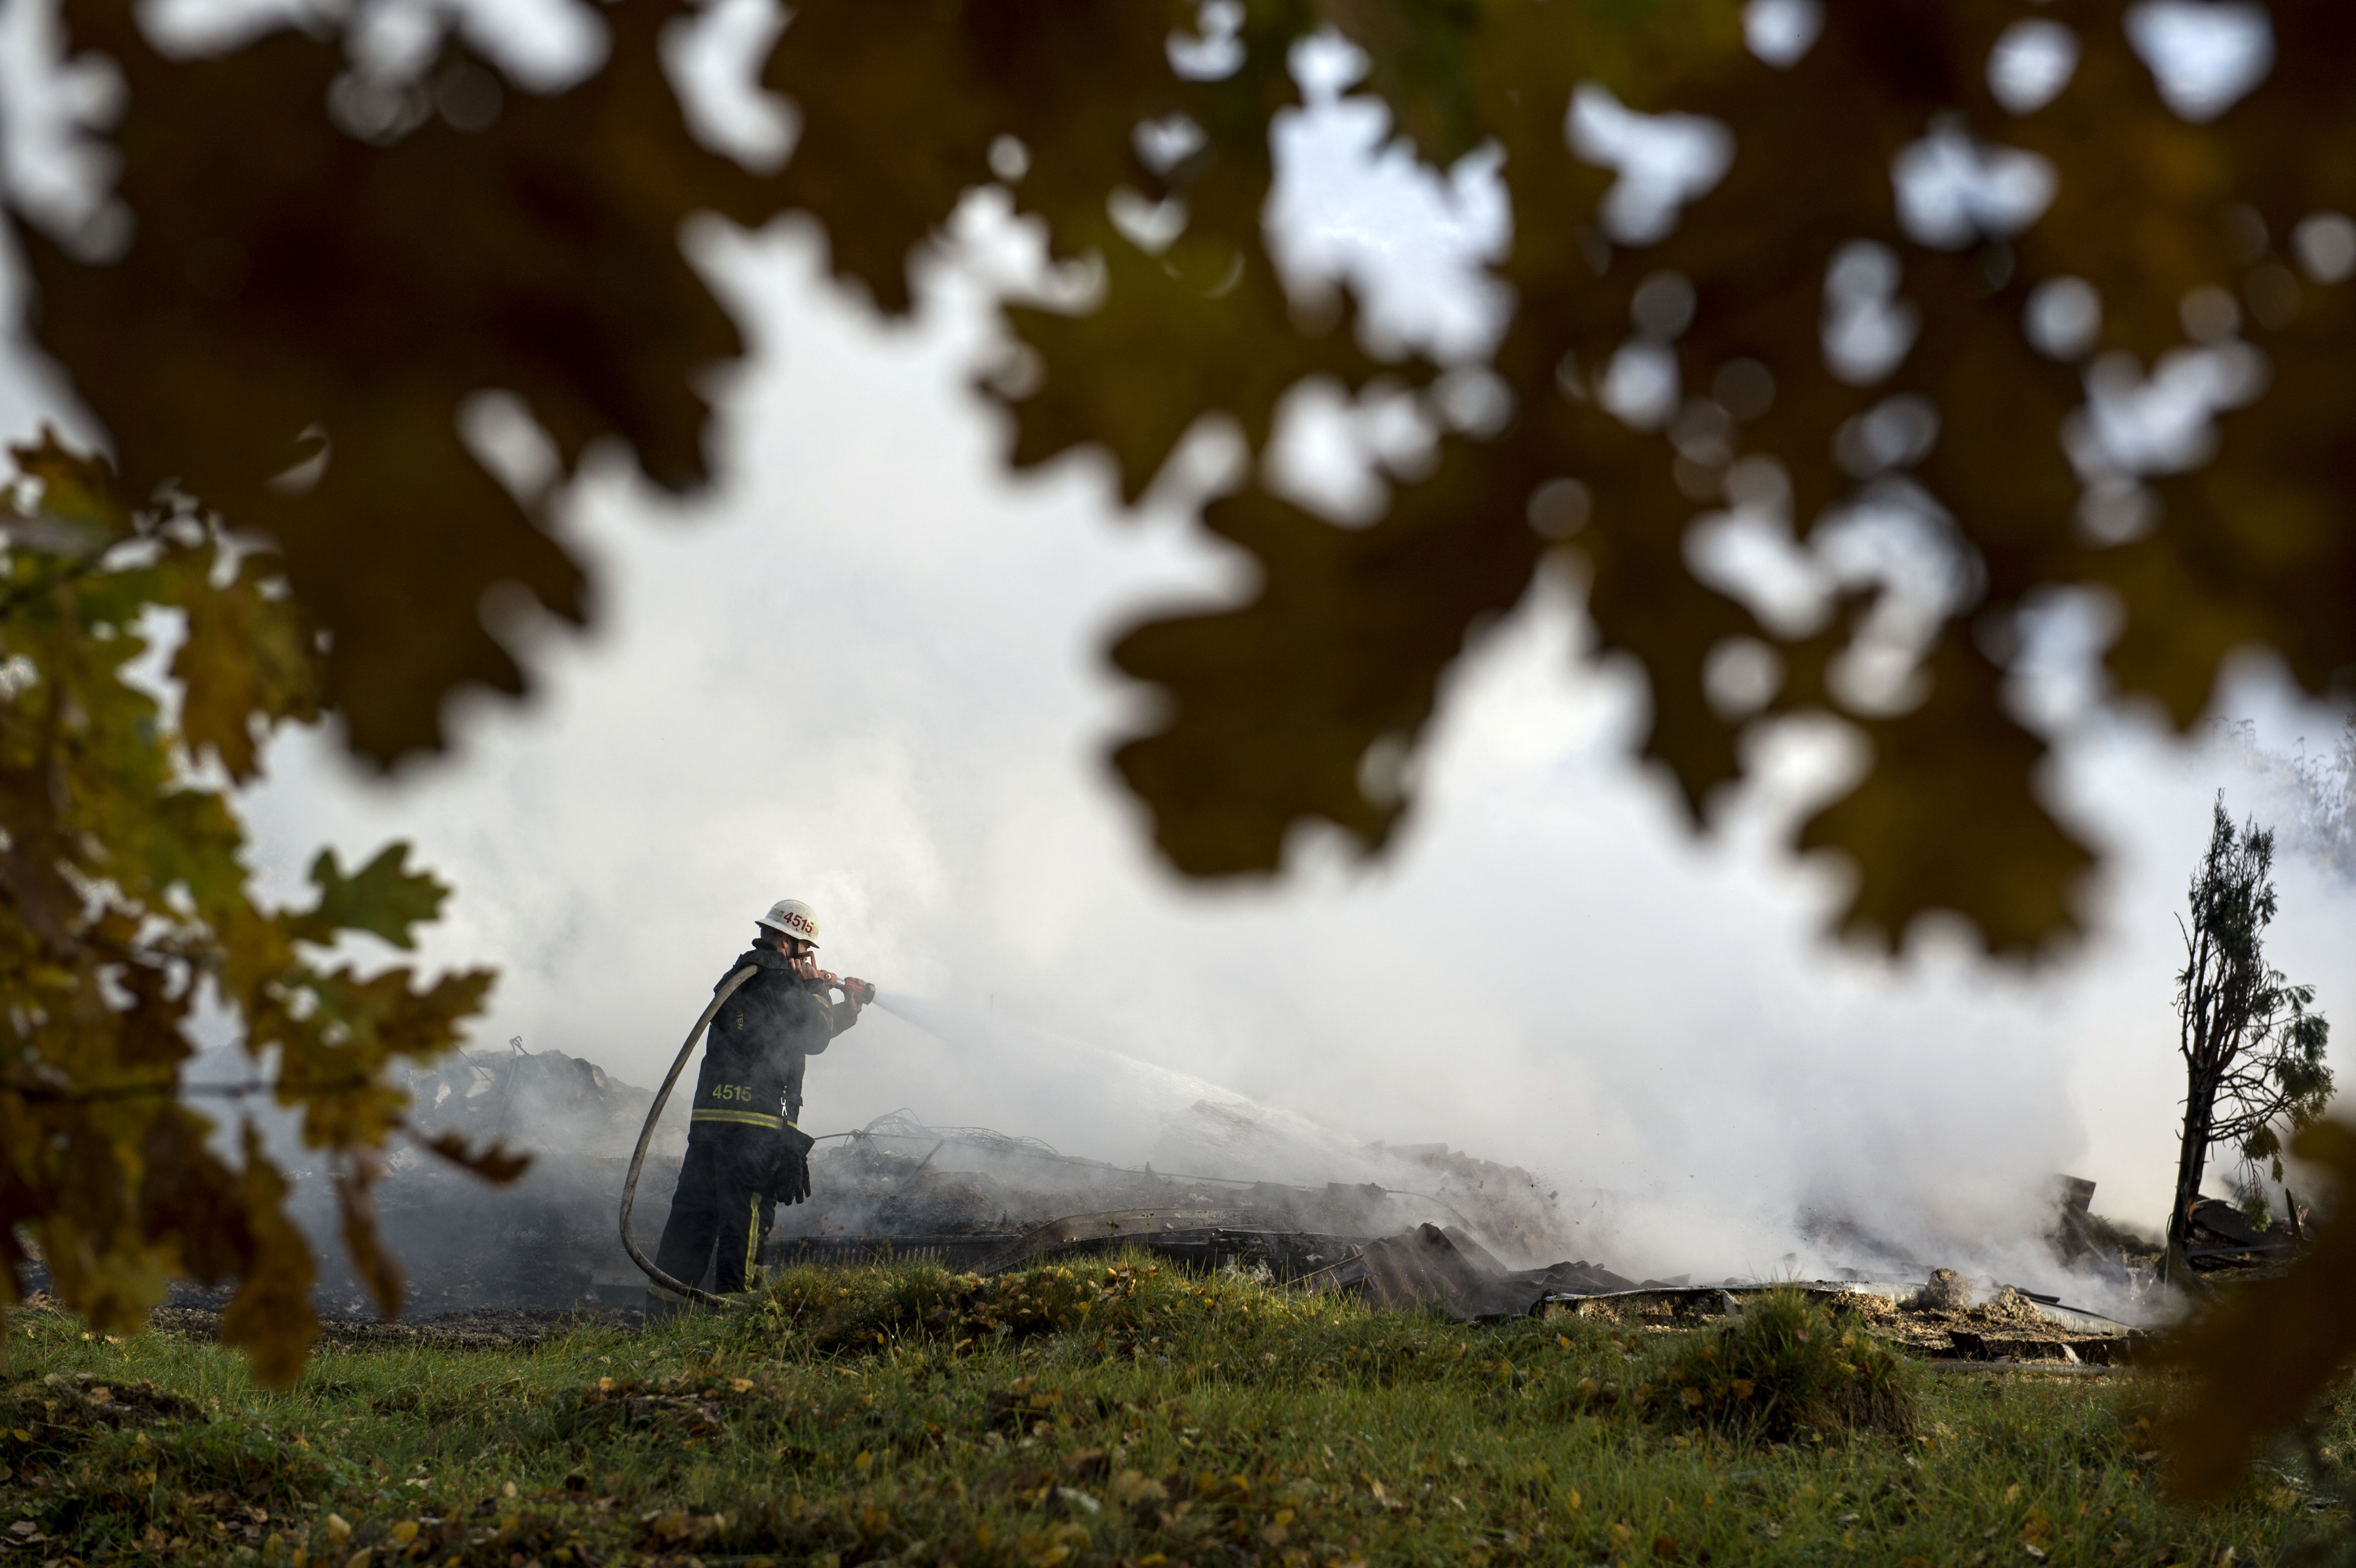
xmin=648 ymin=898 xmax=873 ymax=1307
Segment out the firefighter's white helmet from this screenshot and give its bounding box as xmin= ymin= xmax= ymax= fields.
xmin=757 ymin=898 xmax=821 ymax=946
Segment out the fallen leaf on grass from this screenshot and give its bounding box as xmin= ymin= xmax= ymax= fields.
xmin=1106 ymin=1469 xmax=1166 ymax=1507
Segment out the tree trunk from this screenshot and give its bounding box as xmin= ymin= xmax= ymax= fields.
xmin=2166 ymin=1068 xmax=2220 ymax=1285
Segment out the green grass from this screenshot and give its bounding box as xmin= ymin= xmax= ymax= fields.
xmin=2 ymin=1257 xmax=2349 ymax=1566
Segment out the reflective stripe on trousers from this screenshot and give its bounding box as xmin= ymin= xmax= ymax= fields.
xmin=691 ymin=1107 xmax=784 ymax=1131
xmin=741 ymin=1193 xmax=764 ymax=1292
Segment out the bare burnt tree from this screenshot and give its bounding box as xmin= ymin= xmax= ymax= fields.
xmin=2167 ymin=798 xmax=2334 ymax=1277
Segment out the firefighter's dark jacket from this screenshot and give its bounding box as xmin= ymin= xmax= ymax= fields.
xmin=689 ymin=947 xmax=857 ymax=1135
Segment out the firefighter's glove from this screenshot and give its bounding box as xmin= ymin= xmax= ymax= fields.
xmin=772 ymin=1125 xmax=816 ymax=1206
xmin=840 ymin=977 xmax=877 ymax=1006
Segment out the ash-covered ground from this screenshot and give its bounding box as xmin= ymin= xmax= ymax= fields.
xmin=87 ymin=1041 xmax=2168 ymax=1328
xmin=767 ymin=1105 xmax=1575 ymax=1262
xmin=281 ymin=1046 xmax=690 ymax=1316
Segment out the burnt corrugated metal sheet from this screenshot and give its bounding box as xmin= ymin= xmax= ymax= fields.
xmin=977 ymin=1207 xmax=1255 ymax=1272
xmin=974 ymin=1208 xmax=1356 ymax=1279
xmin=1295 ymin=1223 xmax=1644 ymax=1321
xmin=991 ymin=1224 xmax=1358 ymax=1280
xmin=766 ymin=1234 xmax=1017 ymax=1270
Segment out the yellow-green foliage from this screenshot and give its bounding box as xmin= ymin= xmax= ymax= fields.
xmin=1633 ymin=1287 xmax=1918 ymax=1443
xmin=0 ymin=440 xmax=497 ymax=1389
xmin=736 ymin=1259 xmax=1316 ymax=1359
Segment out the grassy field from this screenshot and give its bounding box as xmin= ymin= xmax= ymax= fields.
xmin=2 ymin=1257 xmax=2348 ymax=1567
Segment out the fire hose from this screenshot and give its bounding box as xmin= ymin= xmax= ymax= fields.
xmin=618 ymin=964 xmax=757 ymax=1308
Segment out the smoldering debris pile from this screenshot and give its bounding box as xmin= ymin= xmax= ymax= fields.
xmin=757 ymin=1105 xmax=1589 ymax=1277
xmin=1843 ymin=1284 xmax=2146 ymax=1364
xmin=1792 ymin=1174 xmax=2168 ymax=1318
xmin=289 ymin=1046 xmax=688 ymax=1315
xmin=230 ymin=1043 xmax=1602 ymax=1314
xmin=1549 ymin=1281 xmax=2148 ymax=1365
xmin=2048 ymin=1176 xmax=2168 ymax=1293
xmin=404 ymin=1044 xmax=669 ymax=1157
xmin=2175 ymin=1195 xmax=2305 ymax=1281
xmin=146 ymin=1044 xmax=2181 ymax=1343
xmin=2032 ymin=1176 xmax=2166 ymax=1310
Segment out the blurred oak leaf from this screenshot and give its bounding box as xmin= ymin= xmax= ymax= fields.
xmin=411 ymin=1127 xmax=535 ymax=1185
xmin=14 ymin=0 xmax=771 ymax=762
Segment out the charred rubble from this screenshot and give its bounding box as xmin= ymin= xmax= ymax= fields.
xmin=2172 ymin=1193 xmax=2308 ymax=1282
xmin=253 ymin=1044 xmax=689 ymax=1317
xmin=1791 ymin=1174 xmax=2168 ymax=1314
xmin=1548 ymin=1280 xmax=2148 ymax=1366
xmin=757 ymin=1107 xmax=1584 ymax=1278
xmin=50 ymin=1048 xmax=2169 ymax=1362
xmin=201 ymin=1046 xmax=1602 ymax=1317
xmin=2037 ymin=1175 xmax=2313 ymax=1294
